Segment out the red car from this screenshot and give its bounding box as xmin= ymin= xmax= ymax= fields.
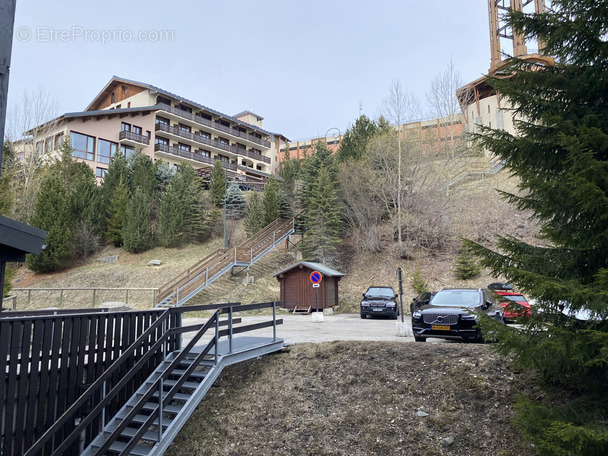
xmin=495 ymin=291 xmax=531 ymax=319
xmin=489 ymin=283 xmax=531 ymax=320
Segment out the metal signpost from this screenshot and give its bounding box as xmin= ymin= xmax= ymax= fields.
xmin=310 ymin=270 xmax=323 ymax=322
xmin=397 ymin=267 xmax=405 ymax=322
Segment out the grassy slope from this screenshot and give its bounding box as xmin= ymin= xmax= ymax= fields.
xmin=166 ymin=342 xmax=539 ymax=456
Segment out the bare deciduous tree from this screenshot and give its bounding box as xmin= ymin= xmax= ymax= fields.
xmin=7 ymin=87 xmax=60 ymax=222
xmin=382 ymin=80 xmax=421 ymax=254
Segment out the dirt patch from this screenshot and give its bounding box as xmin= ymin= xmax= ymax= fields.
xmin=166 ymin=342 xmax=537 ymax=456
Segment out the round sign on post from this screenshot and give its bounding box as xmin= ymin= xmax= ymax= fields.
xmin=310 ymin=270 xmax=323 ymax=322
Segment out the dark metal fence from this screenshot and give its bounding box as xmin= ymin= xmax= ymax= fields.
xmin=0 ymin=308 xmax=175 ymax=456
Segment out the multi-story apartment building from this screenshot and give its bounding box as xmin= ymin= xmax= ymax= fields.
xmin=282 ymin=115 xmax=466 ymax=161
xmin=17 ymin=76 xmax=288 ymax=183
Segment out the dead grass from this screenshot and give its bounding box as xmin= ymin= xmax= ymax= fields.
xmin=166 ymin=342 xmax=538 ymax=456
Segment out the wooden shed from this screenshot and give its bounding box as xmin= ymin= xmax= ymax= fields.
xmin=273 ymin=261 xmax=344 ymax=312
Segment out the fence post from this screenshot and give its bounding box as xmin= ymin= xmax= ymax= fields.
xmin=28 ymin=289 xmax=31 ymax=306
xmin=273 ymin=301 xmax=277 ymax=341
xmin=229 ymin=306 xmax=233 ymax=354
xmin=92 ymin=289 xmax=96 ymax=307
xmin=125 ymin=290 xmax=129 ymax=305
xmin=214 ymin=313 xmax=219 ymax=365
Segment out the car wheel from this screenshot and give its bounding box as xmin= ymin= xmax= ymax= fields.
xmin=360 ymin=314 xmax=366 ymax=319
xmin=414 ymin=336 xmax=426 ymax=342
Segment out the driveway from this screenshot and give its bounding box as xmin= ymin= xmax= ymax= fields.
xmin=183 ymin=313 xmax=449 ymax=345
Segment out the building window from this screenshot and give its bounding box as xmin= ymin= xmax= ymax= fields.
xmin=218 ymin=137 xmax=229 ymax=146
xmin=179 ymin=123 xmax=191 ymax=133
xmin=71 ymin=132 xmax=95 ymax=160
xmin=197 ymin=130 xmax=211 ymax=139
xmin=98 ymin=139 xmax=117 ymax=164
xmin=96 ymin=167 xmax=108 ymax=178
xmin=197 ymin=112 xmax=212 ymax=121
xmin=45 ymin=137 xmax=53 ymax=153
xmin=146 ymin=130 xmax=151 ymax=138
xmin=54 ymin=132 xmax=64 ymax=149
xmin=156 ymin=116 xmax=170 ymax=127
xmin=178 ymin=143 xmax=191 ymax=152
xmin=157 ymin=95 xmax=171 ymax=106
xmin=179 ymin=104 xmax=192 ymax=114
xmin=155 ymin=136 xmax=169 ymax=146
xmin=121 ymin=122 xmax=131 ymax=132
xmin=132 ymin=125 xmax=142 ymax=136
xmin=120 ymin=145 xmax=134 ymax=159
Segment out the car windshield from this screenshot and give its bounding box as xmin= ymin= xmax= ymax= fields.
xmin=430 ymin=290 xmax=480 ymax=307
xmin=366 ymin=288 xmax=394 ymax=298
xmin=502 ymin=295 xmax=527 ymax=303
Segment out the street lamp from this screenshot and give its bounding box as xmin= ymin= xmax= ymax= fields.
xmin=324 ymin=127 xmax=341 ymax=146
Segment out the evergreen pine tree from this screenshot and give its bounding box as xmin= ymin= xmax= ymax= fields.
xmin=244 ymin=192 xmax=264 ymax=238
xmin=105 ymin=176 xmax=129 ymax=246
xmin=410 ymin=267 xmax=428 ymax=294
xmin=129 ymin=150 xmax=156 ymax=198
xmin=336 ymin=114 xmax=378 ymax=162
xmin=278 ymin=190 xmax=293 ymax=219
xmin=464 ymin=2 xmax=608 ymax=453
xmin=100 ymin=150 xmax=129 ymax=234
xmin=26 ymin=174 xmax=73 ymax=272
xmin=158 ymin=181 xmax=183 ymax=247
xmin=222 ymin=181 xmax=246 ymax=219
xmin=122 ymin=187 xmax=153 ymax=253
xmin=209 ymin=161 xmax=227 ymax=207
xmin=452 ymin=245 xmax=481 ymax=280
xmin=262 ymin=176 xmax=280 ymax=226
xmin=301 ymin=166 xmax=342 ymax=266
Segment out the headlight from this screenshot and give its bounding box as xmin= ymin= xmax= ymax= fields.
xmin=386 ymin=302 xmax=396 ymax=307
xmin=461 ymin=314 xmax=477 ymax=321
xmin=361 ymin=301 xmax=370 ymax=307
xmin=413 ymin=310 xmax=422 ymax=319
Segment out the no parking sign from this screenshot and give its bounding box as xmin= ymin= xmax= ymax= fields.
xmin=310 ymin=271 xmax=322 ymax=286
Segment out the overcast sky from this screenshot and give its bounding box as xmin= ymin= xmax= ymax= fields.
xmin=8 ymin=0 xmax=491 ymax=141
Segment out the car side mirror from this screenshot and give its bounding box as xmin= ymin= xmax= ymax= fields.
xmin=483 ymin=300 xmax=492 ymax=309
xmin=362 ymin=293 xmax=366 ymax=299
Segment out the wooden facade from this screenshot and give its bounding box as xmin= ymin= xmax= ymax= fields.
xmin=274 ymin=262 xmax=344 ymax=311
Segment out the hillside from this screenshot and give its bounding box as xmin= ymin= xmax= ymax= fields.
xmin=9 ymin=165 xmax=539 ymax=312
xmin=165 ymin=342 xmax=540 ymax=456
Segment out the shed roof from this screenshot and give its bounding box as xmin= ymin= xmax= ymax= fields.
xmin=273 ymin=261 xmax=344 ymax=278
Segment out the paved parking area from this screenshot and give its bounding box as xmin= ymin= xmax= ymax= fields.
xmin=183 ymin=313 xmax=450 ymax=346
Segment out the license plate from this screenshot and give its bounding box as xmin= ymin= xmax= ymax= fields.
xmin=373 ymin=308 xmax=383 ymax=311
xmin=432 ymin=325 xmax=451 ymax=331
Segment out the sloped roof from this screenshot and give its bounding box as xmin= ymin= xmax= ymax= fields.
xmin=273 ymin=261 xmax=344 ymax=278
xmin=86 ymin=76 xmax=274 ymax=136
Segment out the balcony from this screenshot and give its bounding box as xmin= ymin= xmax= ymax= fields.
xmin=156 ymin=103 xmax=271 ymax=149
xmin=118 ymin=130 xmax=150 ymax=147
xmin=155 ymin=123 xmax=271 ymax=164
xmin=154 ymin=143 xmax=237 ymax=171
xmin=237 ymin=165 xmax=271 ymax=178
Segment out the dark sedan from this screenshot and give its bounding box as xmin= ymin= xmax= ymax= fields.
xmin=411 ymin=288 xmax=505 ymax=342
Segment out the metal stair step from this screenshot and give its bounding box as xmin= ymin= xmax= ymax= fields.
xmin=142 ymin=402 xmax=183 ymax=414
xmin=108 ymin=440 xmax=153 ymax=456
xmin=170 ymin=368 xmax=207 ymax=379
xmin=152 ymin=391 xmax=191 ymax=402
xmin=163 ymin=378 xmax=201 ymax=389
xmin=120 ymin=426 xmax=161 ymax=442
xmin=131 ymin=413 xmax=173 ymax=427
